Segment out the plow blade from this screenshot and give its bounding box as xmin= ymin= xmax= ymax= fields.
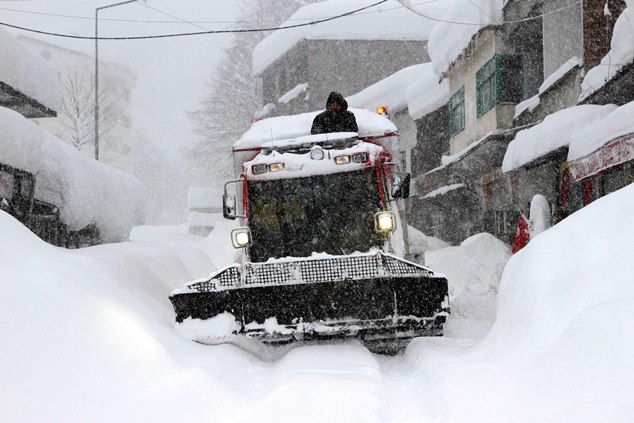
xmin=170 ymin=252 xmax=449 ymax=350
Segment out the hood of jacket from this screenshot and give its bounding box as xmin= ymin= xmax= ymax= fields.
xmin=326 ymin=91 xmax=348 ymax=111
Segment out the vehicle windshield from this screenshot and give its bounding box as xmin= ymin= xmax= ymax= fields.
xmin=248 ymin=169 xmax=384 ymax=261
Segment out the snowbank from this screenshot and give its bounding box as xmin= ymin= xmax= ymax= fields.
xmin=502 ymin=104 xmax=617 ymax=172
xmin=580 ymin=3 xmax=634 ymax=101
xmin=406 ymin=184 xmax=634 ymax=422
xmin=2 ymin=182 xmax=633 ymax=422
xmin=347 ymin=64 xmax=427 ymax=114
xmin=428 ymin=0 xmax=504 ymax=76
xmin=0 ymin=106 xmax=144 ymax=241
xmin=253 ymin=0 xmax=450 ymax=74
xmin=0 ymin=28 xmax=59 ymax=110
xmin=426 ymin=233 xmax=512 ymax=338
xmin=406 ymin=63 xmax=449 ymax=120
xmin=234 ymin=107 xmax=397 ymax=149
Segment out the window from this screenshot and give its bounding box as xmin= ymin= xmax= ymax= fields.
xmin=476 ymin=55 xmax=524 ymax=117
xmin=449 ymin=86 xmax=465 ymax=137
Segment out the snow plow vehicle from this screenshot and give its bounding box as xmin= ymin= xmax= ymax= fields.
xmin=170 ymin=108 xmax=449 ymax=352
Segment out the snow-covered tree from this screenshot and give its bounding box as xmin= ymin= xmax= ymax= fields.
xmin=188 ymin=0 xmax=317 ymax=179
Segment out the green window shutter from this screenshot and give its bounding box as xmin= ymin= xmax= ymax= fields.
xmin=449 ymin=86 xmax=465 ymax=137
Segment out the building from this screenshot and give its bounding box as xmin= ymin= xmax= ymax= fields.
xmin=346 ymin=63 xmax=427 ymax=173
xmin=405 ymin=0 xmax=631 ymax=245
xmin=0 ymin=28 xmax=58 ymax=118
xmin=17 ymin=35 xmax=137 ymax=172
xmin=252 ymin=0 xmax=451 ymax=118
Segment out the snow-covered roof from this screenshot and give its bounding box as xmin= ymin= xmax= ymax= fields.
xmin=346 ymin=64 xmax=427 ymax=114
xmin=428 ymin=0 xmax=504 ymax=76
xmin=567 ymin=100 xmax=634 ymax=161
xmin=234 ymin=108 xmax=397 ymax=149
xmin=253 ymin=0 xmax=452 ymax=75
xmin=278 ymin=83 xmax=309 ymax=104
xmin=0 ymin=28 xmax=59 ymax=111
xmin=405 ymin=63 xmax=449 ymax=120
xmin=515 ymin=57 xmax=582 ymax=119
xmin=580 ymin=4 xmax=634 ymax=101
xmin=502 ymin=104 xmax=618 ymax=172
xmin=0 ymin=106 xmax=144 ymax=241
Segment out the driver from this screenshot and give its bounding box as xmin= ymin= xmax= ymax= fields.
xmin=310 ymin=91 xmax=358 ymax=135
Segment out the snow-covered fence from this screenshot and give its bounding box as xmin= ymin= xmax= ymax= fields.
xmin=0 ymin=106 xmax=144 ymax=243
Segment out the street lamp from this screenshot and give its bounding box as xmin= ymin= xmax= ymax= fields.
xmin=94 ymin=0 xmax=136 ymax=161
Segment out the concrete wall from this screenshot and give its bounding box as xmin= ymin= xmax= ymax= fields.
xmin=447 ymin=28 xmax=516 ymax=155
xmin=504 ymin=0 xmax=544 ymax=98
xmin=543 ymin=0 xmax=583 ymax=77
xmin=411 ymin=105 xmax=449 ymax=177
xmin=260 ymin=39 xmax=428 ymax=116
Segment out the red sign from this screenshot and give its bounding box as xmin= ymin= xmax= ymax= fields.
xmin=569 ymin=135 xmax=634 ymax=181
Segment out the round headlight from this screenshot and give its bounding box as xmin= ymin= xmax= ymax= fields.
xmin=310 ymin=147 xmax=325 ymax=160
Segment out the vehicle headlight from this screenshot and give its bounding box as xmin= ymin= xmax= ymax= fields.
xmin=335 ymin=155 xmax=350 ymax=165
xmin=375 ymin=211 xmax=396 ymax=233
xmin=231 ymin=227 xmax=252 ymax=248
xmin=269 ymin=163 xmax=284 ymax=172
xmin=252 ymin=164 xmax=268 ymax=175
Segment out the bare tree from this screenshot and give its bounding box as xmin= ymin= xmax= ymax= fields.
xmin=59 ymin=70 xmax=122 ymax=152
xmin=188 ymin=0 xmax=317 ymax=179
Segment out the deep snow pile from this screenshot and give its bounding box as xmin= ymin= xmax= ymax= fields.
xmin=400 ymin=184 xmax=634 ymax=422
xmin=1 ymin=184 xmax=633 ymax=422
xmin=0 ymin=106 xmax=144 ymax=241
xmin=426 ymin=233 xmax=512 ymax=338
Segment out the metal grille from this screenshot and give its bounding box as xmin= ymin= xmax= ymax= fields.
xmin=188 ymin=252 xmax=435 ymax=292
xmin=381 ymin=255 xmax=432 ymax=277
xmin=217 ymin=266 xmax=241 ymax=287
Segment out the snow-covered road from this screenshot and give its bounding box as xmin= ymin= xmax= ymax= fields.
xmin=1 ymin=184 xmax=633 ymax=422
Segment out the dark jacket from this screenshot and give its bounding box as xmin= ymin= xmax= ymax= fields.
xmin=311 ymin=92 xmax=358 ymax=135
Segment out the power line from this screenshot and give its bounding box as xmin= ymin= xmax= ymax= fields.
xmin=0 ymin=0 xmax=388 ymax=40
xmin=396 ymin=0 xmax=584 ymax=26
xmin=0 ymin=0 xmax=439 ymax=25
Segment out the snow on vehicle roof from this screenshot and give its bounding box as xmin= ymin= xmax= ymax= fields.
xmin=580 ymin=4 xmax=634 ymax=101
xmin=253 ymin=0 xmax=453 ymax=75
xmin=502 ymin=104 xmax=618 ymax=172
xmin=0 ymin=106 xmax=144 ymax=241
xmin=346 ymin=64 xmax=427 ymax=114
xmin=234 ymin=108 xmax=397 ymax=150
xmin=0 ymin=28 xmax=59 ymax=111
xmin=405 ymin=63 xmax=449 ymax=120
xmin=260 ymin=132 xmax=358 ymax=150
xmin=428 ymin=0 xmax=503 ymax=77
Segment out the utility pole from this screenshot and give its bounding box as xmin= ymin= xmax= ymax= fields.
xmin=94 ymin=0 xmax=137 ymax=161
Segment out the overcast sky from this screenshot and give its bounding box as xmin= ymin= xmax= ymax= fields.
xmin=0 ymin=0 xmax=241 ymax=157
